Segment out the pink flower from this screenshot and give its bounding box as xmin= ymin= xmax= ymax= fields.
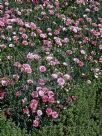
xmin=14 ymin=62 xmax=22 ymax=68
xmin=22 ymin=97 xmax=27 ymax=104
xmin=30 ymin=22 xmax=37 ymax=30
xmin=38 ymin=79 xmax=46 ymax=86
xmin=30 ymin=99 xmax=38 ymax=113
xmin=0 ymin=44 xmax=6 ymax=49
xmin=13 ymin=36 xmax=19 ymax=42
xmin=33 ymin=119 xmax=40 ymax=127
xmin=42 ymin=95 xmax=48 ymax=103
xmin=49 ymin=10 xmax=54 ymax=15
xmin=19 ymin=27 xmax=25 ymax=33
xmin=25 ymin=22 xmax=30 ymax=28
xmin=76 ymin=0 xmax=85 ymax=4
xmin=39 ymin=90 xmax=44 ymax=96
xmin=64 ymin=74 xmax=72 ymax=80
xmin=57 ymin=77 xmax=65 ymax=86
xmin=46 ymin=108 xmax=53 ymax=116
xmin=0 ymin=91 xmax=6 ymax=100
xmin=54 ymin=37 xmax=62 ymax=46
xmin=33 ymin=54 xmax=40 ymax=60
xmin=51 ymin=73 xmax=58 ymax=79
xmin=21 ymin=64 xmax=32 ymax=74
xmin=48 ymin=97 xmax=55 ymax=103
xmin=99 ymin=45 xmax=102 ymax=50
xmin=42 ymin=87 xmax=49 ymax=93
xmin=22 ymin=34 xmax=28 ymax=39
xmin=22 ymin=40 xmax=28 ymax=46
xmin=66 ymin=18 xmax=73 ymax=26
xmin=15 ymin=91 xmax=21 ymax=97
xmin=23 ymin=108 xmax=29 ymax=115
xmin=40 ymin=33 xmax=47 ymax=39
xmin=54 ymin=28 xmax=61 ymax=35
xmin=0 ymin=80 xmax=8 ymax=86
xmin=32 ymin=0 xmax=38 ymax=5
xmin=99 ymin=56 xmax=102 ymax=63
xmin=31 ymin=91 xmax=38 ymax=98
xmin=71 ymin=26 xmax=79 ymax=33
xmin=62 ymin=38 xmax=69 ymax=44
xmin=27 ymin=79 xmax=33 ymax=84
xmin=55 ymin=0 xmax=60 ymax=8
xmin=37 ymin=110 xmax=43 ymax=116
xmin=66 ymin=50 xmax=73 ymax=55
xmin=48 ymin=91 xmax=54 ymax=97
xmin=0 ymin=21 xmax=5 ymax=27
xmin=39 ymin=66 xmax=46 ymax=73
xmin=47 ymin=28 xmax=52 ymax=32
xmin=0 ymin=5 xmax=3 ymax=10
xmin=68 ymin=96 xmax=77 ymax=102
xmin=52 ymin=111 xmax=59 ymax=119
xmin=78 ymin=61 xmax=84 ymax=67
xmin=36 ymin=28 xmax=42 ymax=34
xmin=27 ymin=52 xmax=34 ymax=61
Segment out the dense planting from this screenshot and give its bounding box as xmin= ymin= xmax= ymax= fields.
xmin=0 ymin=0 xmax=102 ymax=134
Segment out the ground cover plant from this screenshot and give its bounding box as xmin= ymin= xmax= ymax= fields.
xmin=0 ymin=0 xmax=102 ymax=135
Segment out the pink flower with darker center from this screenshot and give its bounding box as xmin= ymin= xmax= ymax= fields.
xmin=13 ymin=36 xmax=19 ymax=41
xmin=31 ymin=91 xmax=38 ymax=98
xmin=40 ymin=33 xmax=47 ymax=39
xmin=57 ymin=77 xmax=65 ymax=86
xmin=78 ymin=61 xmax=84 ymax=67
xmin=38 ymin=79 xmax=46 ymax=86
xmin=66 ymin=18 xmax=73 ymax=26
xmin=48 ymin=91 xmax=54 ymax=97
xmin=48 ymin=97 xmax=55 ymax=103
xmin=52 ymin=111 xmax=59 ymax=119
xmin=22 ymin=34 xmax=28 ymax=39
xmin=36 ymin=28 xmax=42 ymax=34
xmin=39 ymin=66 xmax=46 ymax=73
xmin=23 ymin=108 xmax=29 ymax=115
xmin=27 ymin=79 xmax=33 ymax=84
xmin=22 ymin=40 xmax=28 ymax=46
xmin=42 ymin=87 xmax=49 ymax=94
xmin=42 ymin=95 xmax=48 ymax=103
xmin=21 ymin=64 xmax=32 ymax=74
xmin=0 ymin=5 xmax=3 ymax=10
xmin=30 ymin=99 xmax=38 ymax=113
xmin=46 ymin=108 xmax=53 ymax=116
xmin=33 ymin=119 xmax=40 ymax=127
xmin=27 ymin=52 xmax=34 ymax=61
xmin=30 ymin=22 xmax=37 ymax=30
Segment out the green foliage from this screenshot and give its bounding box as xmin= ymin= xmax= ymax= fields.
xmin=0 ymin=114 xmax=30 ymax=136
